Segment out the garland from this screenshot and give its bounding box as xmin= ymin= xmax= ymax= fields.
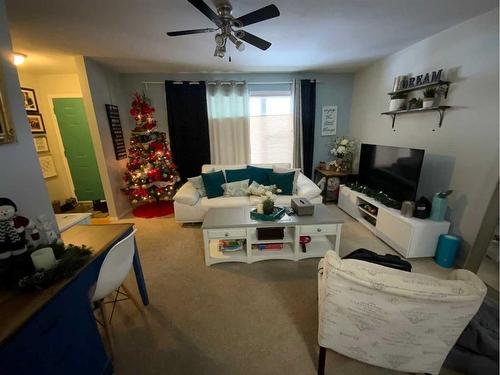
xmin=346 ymin=182 xmax=402 ymax=209
xmin=0 ymin=244 xmax=92 ymax=291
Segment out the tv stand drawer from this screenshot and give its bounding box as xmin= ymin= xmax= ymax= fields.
xmin=376 ymin=210 xmax=412 ymax=255
xmin=299 ymin=224 xmax=338 ymax=235
xmin=207 ymin=228 xmax=247 ymax=239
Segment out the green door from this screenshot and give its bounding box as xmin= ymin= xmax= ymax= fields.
xmin=53 ymin=98 xmax=104 ymax=201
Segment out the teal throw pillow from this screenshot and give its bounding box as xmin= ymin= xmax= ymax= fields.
xmin=202 ymin=170 xmax=226 ymax=199
xmin=269 ymin=171 xmax=295 ymax=195
xmin=247 ymin=165 xmax=272 ymax=185
xmin=225 ymin=168 xmax=252 ymax=183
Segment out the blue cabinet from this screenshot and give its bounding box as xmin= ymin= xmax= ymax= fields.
xmin=0 ymin=254 xmax=112 ymax=375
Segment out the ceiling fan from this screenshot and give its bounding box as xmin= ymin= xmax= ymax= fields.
xmin=167 ymin=0 xmax=280 ymax=59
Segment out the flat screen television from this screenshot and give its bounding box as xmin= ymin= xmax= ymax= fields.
xmin=358 ymin=144 xmax=425 ymax=202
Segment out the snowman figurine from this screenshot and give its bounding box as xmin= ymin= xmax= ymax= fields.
xmin=0 ymin=198 xmax=35 ymax=259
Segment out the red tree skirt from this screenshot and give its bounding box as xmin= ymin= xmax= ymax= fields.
xmin=132 ymin=200 xmax=174 ymax=218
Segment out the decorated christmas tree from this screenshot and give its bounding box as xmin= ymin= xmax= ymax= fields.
xmin=122 ymin=93 xmax=181 ymax=209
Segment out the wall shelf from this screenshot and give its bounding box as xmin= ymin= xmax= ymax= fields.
xmin=388 ymin=80 xmax=450 ymax=98
xmin=381 ymin=106 xmax=451 ymax=130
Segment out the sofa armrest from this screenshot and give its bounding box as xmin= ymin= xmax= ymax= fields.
xmin=297 ymin=173 xmax=322 ymax=199
xmin=173 ymin=181 xmax=200 ymax=206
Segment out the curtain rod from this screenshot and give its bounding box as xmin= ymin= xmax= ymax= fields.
xmin=141 ymin=80 xmax=320 ymax=86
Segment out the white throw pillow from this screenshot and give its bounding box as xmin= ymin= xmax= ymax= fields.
xmin=173 ymin=182 xmax=200 ymax=206
xmin=222 ymin=179 xmax=250 ymax=197
xmin=187 ymin=175 xmax=207 ymax=197
xmin=247 ymin=181 xmax=277 ymax=196
xmin=272 ymin=166 xmax=300 ymax=194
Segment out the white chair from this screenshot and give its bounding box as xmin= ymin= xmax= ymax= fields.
xmin=92 ymin=229 xmax=141 ymax=358
xmin=317 ymin=251 xmax=487 ymax=375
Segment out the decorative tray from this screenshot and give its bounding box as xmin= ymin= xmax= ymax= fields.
xmin=250 ymin=207 xmax=286 ymax=221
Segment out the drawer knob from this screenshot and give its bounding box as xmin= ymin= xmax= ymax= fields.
xmin=225 ymin=233 xmax=229 ymax=237
xmin=317 ymin=228 xmax=322 ymax=232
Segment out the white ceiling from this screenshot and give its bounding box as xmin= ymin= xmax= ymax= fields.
xmin=6 ymin=0 xmax=499 ymax=74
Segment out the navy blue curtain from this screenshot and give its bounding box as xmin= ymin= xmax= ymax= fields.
xmin=165 ymin=81 xmax=211 ymax=181
xmin=301 ymin=80 xmax=316 ymax=178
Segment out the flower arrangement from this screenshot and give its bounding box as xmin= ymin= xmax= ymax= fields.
xmin=329 ymin=137 xmax=356 ymax=172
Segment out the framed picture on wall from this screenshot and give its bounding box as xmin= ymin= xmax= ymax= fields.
xmin=38 ymin=155 xmax=57 ymax=179
xmin=21 ymin=87 xmax=39 ymax=112
xmin=28 ymin=113 xmax=45 ymax=133
xmin=33 ymin=136 xmax=49 ymax=153
xmin=321 ymin=105 xmax=337 ymax=136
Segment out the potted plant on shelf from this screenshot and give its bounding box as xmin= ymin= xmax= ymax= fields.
xmin=389 ymin=92 xmax=407 ymax=111
xmin=422 ymin=87 xmax=436 ymax=109
xmin=407 ymin=97 xmax=423 ymax=110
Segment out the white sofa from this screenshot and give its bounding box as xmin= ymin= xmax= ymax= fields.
xmin=173 ymin=163 xmax=322 ymax=223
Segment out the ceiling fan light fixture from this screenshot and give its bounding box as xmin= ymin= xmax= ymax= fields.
xmin=214 ymin=45 xmax=226 ymax=58
xmin=228 ymin=34 xmax=244 ymax=51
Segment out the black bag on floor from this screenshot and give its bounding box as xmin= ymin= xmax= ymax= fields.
xmin=342 ymin=248 xmax=412 ymax=272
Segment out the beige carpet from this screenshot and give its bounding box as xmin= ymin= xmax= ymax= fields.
xmin=108 ymin=205 xmax=460 ymax=375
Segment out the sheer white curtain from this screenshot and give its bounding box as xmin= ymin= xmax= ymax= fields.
xmin=206 ymin=82 xmax=250 ymax=164
xmin=292 ymin=79 xmax=304 ymax=170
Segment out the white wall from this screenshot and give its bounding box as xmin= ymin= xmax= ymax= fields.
xmin=349 ymin=9 xmax=499 ymax=264
xmin=0 ymin=0 xmax=55 ymax=224
xmin=76 ymin=57 xmax=131 ymax=219
xmin=17 ymin=72 xmax=82 ymax=202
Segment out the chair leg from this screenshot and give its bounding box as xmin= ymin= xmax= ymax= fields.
xmin=97 ymin=300 xmax=114 ymax=360
xmin=318 ymin=346 xmax=326 ymax=375
xmin=121 ymin=283 xmax=143 ymax=312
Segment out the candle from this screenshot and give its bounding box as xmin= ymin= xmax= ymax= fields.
xmin=256 ymin=203 xmax=264 ymax=214
xmin=31 ymin=247 xmax=56 ymax=271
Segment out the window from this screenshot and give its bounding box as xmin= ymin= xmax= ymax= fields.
xmin=248 ymin=85 xmax=294 ymax=165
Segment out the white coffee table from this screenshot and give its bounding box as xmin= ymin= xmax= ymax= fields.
xmin=201 ymin=204 xmax=343 ymax=266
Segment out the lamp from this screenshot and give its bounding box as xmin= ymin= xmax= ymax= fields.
xmin=13 ymin=53 xmax=27 ymax=66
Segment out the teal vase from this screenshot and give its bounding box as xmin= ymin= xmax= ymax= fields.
xmin=430 ymin=194 xmax=447 ymax=221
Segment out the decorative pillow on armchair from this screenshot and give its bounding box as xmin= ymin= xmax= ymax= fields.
xmin=221 ymin=179 xmax=250 ymax=197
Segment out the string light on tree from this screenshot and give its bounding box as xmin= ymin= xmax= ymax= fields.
xmin=122 ymin=92 xmax=181 ymax=207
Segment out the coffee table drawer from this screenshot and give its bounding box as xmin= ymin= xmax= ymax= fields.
xmin=207 ymin=228 xmax=247 ymax=239
xmin=299 ymin=224 xmax=338 ymax=235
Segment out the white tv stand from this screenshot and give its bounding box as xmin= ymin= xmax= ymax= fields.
xmin=338 ymin=185 xmax=450 ymax=258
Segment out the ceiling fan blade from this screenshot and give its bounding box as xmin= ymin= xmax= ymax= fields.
xmin=235 ymin=4 xmax=280 ymax=27
xmin=187 ymin=0 xmax=222 ymax=27
xmin=167 ymin=28 xmax=217 ymax=36
xmin=238 ymin=31 xmax=272 ymax=51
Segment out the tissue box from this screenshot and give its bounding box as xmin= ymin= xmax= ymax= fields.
xmin=291 ymin=198 xmax=315 ymax=216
